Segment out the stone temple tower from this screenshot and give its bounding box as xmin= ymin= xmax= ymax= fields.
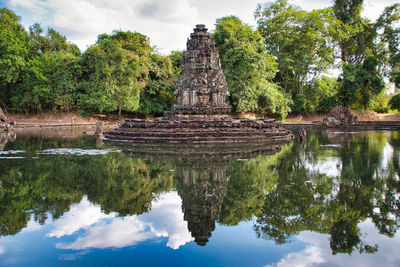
xmin=171 ymin=24 xmax=231 ymax=115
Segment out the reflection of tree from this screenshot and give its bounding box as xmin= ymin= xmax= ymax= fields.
xmin=1 ymin=131 xmax=399 ymax=254
xmin=120 ymin=142 xmax=290 ymax=246
xmin=253 ymin=130 xmax=399 ymax=255
xmin=219 ymin=147 xmax=288 ymax=226
xmin=0 ymin=137 xmax=174 ymax=236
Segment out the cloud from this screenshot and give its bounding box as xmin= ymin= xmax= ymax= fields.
xmin=267 ymin=219 xmax=400 ymax=267
xmin=140 ymin=1 xmax=159 ymax=17
xmin=8 ymin=0 xmax=200 ymax=53
xmin=53 ymin=192 xmax=193 ymax=250
xmin=0 ymin=245 xmax=4 ymax=255
xmin=7 ymin=0 xmax=399 ymax=53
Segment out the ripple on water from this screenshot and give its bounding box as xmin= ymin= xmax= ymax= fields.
xmin=39 ymin=148 xmax=121 ymax=156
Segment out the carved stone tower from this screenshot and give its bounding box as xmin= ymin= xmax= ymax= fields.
xmin=171 ymin=24 xmax=231 ymax=115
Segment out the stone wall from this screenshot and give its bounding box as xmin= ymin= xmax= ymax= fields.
xmin=105 ymin=117 xmax=294 ymax=144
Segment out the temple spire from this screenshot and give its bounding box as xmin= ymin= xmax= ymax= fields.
xmin=171 ymin=24 xmax=231 ymax=115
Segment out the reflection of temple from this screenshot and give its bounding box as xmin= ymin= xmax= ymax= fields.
xmin=118 ymin=142 xmax=287 ymax=246
xmin=321 ymin=129 xmax=356 ymax=148
xmin=174 ymin=159 xmax=229 ymax=246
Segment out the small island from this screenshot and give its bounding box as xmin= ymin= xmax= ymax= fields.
xmin=105 ymin=25 xmax=294 ymax=144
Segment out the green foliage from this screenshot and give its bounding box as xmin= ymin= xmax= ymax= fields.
xmin=375 ymin=4 xmax=400 ymax=88
xmin=306 ymin=76 xmax=340 ymax=113
xmin=338 ymin=57 xmax=385 ymax=110
xmin=11 ymin=53 xmax=81 ymax=113
xmin=168 ymin=50 xmax=183 ymax=77
xmin=10 ymin=24 xmax=81 ymax=113
xmin=0 ymin=8 xmax=30 ymax=111
xmin=389 ymin=93 xmax=400 ymax=110
xmin=255 ymin=1 xmax=336 ymax=99
xmin=370 ymin=90 xmax=390 ymax=113
xmin=78 ymin=31 xmax=147 ymax=116
xmin=213 ymin=16 xmax=291 ymax=119
xmin=333 ymin=1 xmax=399 ymax=109
xmin=138 ymin=54 xmax=176 ymax=115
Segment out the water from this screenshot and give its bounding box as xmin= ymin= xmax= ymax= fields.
xmin=0 ymin=128 xmax=399 ymax=266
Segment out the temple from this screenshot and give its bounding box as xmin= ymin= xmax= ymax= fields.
xmin=170 ymin=25 xmax=231 ymax=115
xmin=104 ymin=24 xmax=294 ymax=144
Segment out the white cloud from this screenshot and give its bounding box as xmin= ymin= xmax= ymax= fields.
xmin=53 ymin=191 xmax=193 ymax=250
xmin=0 ymin=245 xmax=4 ymax=255
xmin=267 ymin=219 xmax=400 ymax=267
xmin=6 ymin=0 xmax=399 ymax=53
xmin=8 ymin=0 xmax=200 ymax=53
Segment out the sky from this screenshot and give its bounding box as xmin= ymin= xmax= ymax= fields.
xmin=1 ymin=0 xmax=399 ymax=54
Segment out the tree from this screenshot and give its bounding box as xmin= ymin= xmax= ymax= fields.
xmin=213 ymin=16 xmax=291 ymax=119
xmin=78 ymin=31 xmax=150 ymax=117
xmin=168 ymin=50 xmax=183 ymax=77
xmin=0 ymin=8 xmax=29 ymax=112
xmin=338 ymin=56 xmax=385 ymax=109
xmin=333 ymin=0 xmax=365 ymax=66
xmin=389 ymin=93 xmax=400 ymax=110
xmin=138 ymin=54 xmax=176 ymax=115
xmin=255 ymin=0 xmax=336 ymax=113
xmin=9 ymin=24 xmax=81 ymax=113
xmin=333 ymin=1 xmax=399 ymax=109
xmin=306 ymin=76 xmax=339 ymax=113
xmin=375 ymin=4 xmax=400 ymax=88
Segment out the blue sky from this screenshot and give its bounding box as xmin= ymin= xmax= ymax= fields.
xmin=1 ymin=0 xmax=399 ymax=54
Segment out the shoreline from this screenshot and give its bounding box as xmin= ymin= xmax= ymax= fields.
xmin=1 ymin=110 xmax=399 ymax=130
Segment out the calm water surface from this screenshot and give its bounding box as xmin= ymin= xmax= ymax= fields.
xmin=0 ymin=128 xmax=399 ymax=266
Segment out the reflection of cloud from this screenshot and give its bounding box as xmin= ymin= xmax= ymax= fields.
xmin=305 ymin=157 xmax=342 ymax=178
xmin=47 ymin=196 xmax=116 ymax=238
xmin=265 ymin=245 xmax=324 ymax=267
xmin=141 ymin=191 xmax=194 ymax=249
xmin=54 ymin=192 xmax=193 ymax=251
xmin=21 ymin=217 xmax=43 ymax=233
xmin=56 ymin=217 xmax=154 ymax=250
xmin=0 ymin=245 xmax=4 ymax=255
xmin=58 ymin=250 xmax=89 ymax=261
xmin=267 ymin=220 xmax=400 ymax=267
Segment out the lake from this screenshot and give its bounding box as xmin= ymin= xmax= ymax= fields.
xmin=0 ymin=128 xmax=399 ymax=266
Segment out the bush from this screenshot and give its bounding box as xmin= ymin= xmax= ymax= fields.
xmin=318 ymin=95 xmax=339 ymax=113
xmin=389 ymin=93 xmax=400 ymax=111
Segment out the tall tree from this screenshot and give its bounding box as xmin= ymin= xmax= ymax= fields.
xmin=78 ymin=31 xmax=151 ymax=117
xmin=138 ymin=54 xmax=176 ymax=115
xmin=333 ymin=1 xmax=398 ymax=109
xmin=255 ymin=0 xmax=337 ymax=113
xmin=213 ymin=16 xmax=291 ymax=119
xmin=10 ymin=24 xmax=81 ymax=113
xmin=375 ymin=4 xmax=400 ymax=88
xmin=333 ymin=0 xmax=365 ymax=65
xmin=0 ymin=8 xmax=29 ymax=112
